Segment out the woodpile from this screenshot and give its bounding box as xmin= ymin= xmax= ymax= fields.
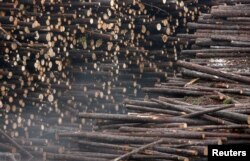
xmin=0 ymin=0 xmax=249 ymax=161
xmin=177 ymin=0 xmax=250 ymax=72
xmin=57 ymin=1 xmax=250 ymax=161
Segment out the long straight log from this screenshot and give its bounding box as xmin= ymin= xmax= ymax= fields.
xmin=58 ymin=131 xmax=222 ymax=145
xmin=125 ymin=104 xmax=185 ymax=115
xmin=142 ymin=87 xmax=211 ymax=96
xmin=78 ymin=113 xmax=209 ymax=125
xmin=180 ymin=104 xmax=235 ymax=118
xmin=187 ymin=105 xmax=250 ymax=124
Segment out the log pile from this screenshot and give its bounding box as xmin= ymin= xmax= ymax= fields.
xmin=0 ymin=0 xmax=205 ymax=118
xmin=55 ymin=1 xmax=250 ymax=161
xmin=1 ymin=0 xmax=250 ymax=161
xmin=57 ymin=65 xmax=250 ymax=161
xmin=56 ymin=92 xmax=250 ymax=161
xmin=0 ymin=0 xmax=210 ymax=160
xmin=177 ymin=0 xmax=250 ymax=73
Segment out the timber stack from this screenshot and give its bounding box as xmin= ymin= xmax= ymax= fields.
xmin=0 ymin=0 xmax=206 ymax=160
xmin=0 ymin=0 xmax=250 ymax=161
xmin=59 ymin=0 xmax=250 ymax=161
xmin=58 ymin=1 xmax=250 ymax=161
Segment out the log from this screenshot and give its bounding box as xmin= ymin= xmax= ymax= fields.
xmin=179 ymin=104 xmax=235 ymax=118
xmin=78 ymin=113 xmax=209 ymax=125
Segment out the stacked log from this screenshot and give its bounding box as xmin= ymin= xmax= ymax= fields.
xmin=177 ymin=1 xmax=250 ymax=73
xmin=55 ymin=96 xmax=250 ymax=161
xmin=55 ymin=68 xmax=250 ymax=161
xmin=0 ymin=0 xmax=211 ymax=160
xmin=1 ymin=0 xmax=249 ymax=161
xmin=0 ymin=0 xmax=205 ymax=117
xmin=53 ymin=1 xmax=250 ymax=161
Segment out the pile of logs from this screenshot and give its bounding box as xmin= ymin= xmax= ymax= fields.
xmin=57 ymin=59 xmax=250 ymax=161
xmin=0 ymin=0 xmax=209 ymax=160
xmin=177 ymin=0 xmax=250 ymax=73
xmin=56 ymin=1 xmax=250 ymax=161
xmin=0 ymin=0 xmax=205 ymax=118
xmin=1 ymin=0 xmax=250 ymax=161
xmin=61 ymin=99 xmax=250 ymax=161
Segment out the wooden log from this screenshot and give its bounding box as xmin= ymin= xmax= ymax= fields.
xmin=125 ymin=104 xmax=185 ymax=115
xmin=187 ymin=22 xmax=250 ymax=30
xmin=142 ymin=87 xmax=211 ymax=96
xmin=78 ymin=113 xmax=209 ymax=125
xmin=58 ymin=131 xmax=222 ymax=145
xmin=211 ymin=9 xmax=250 ymax=17
xmin=179 ymin=104 xmax=235 ymax=118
